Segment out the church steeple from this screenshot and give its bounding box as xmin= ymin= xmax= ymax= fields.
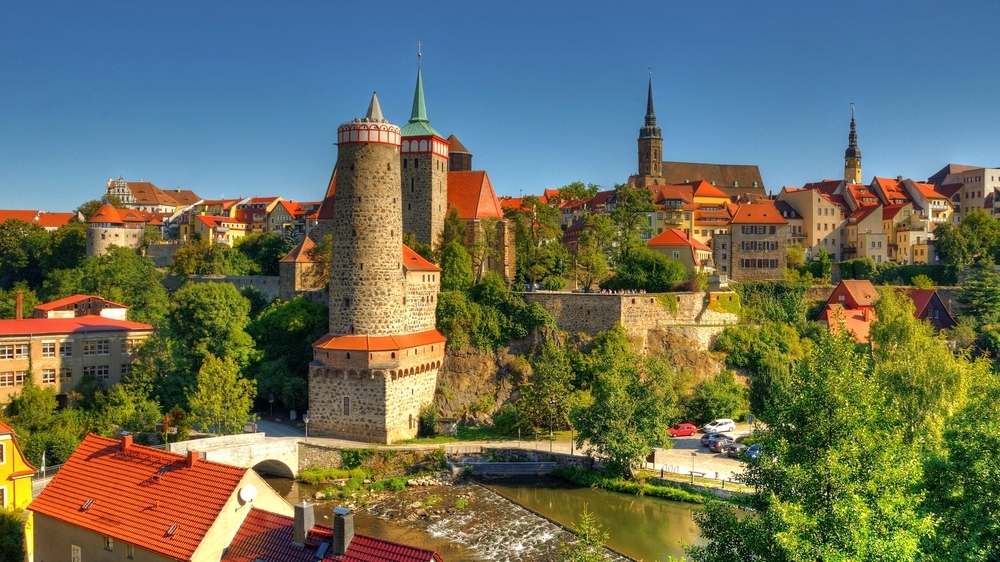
xmin=634 ymin=72 xmax=664 ymax=186
xmin=844 ymin=104 xmax=862 ymax=184
xmin=409 ymin=66 xmax=428 ymax=124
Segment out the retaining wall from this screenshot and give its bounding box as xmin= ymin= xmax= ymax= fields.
xmin=484 ymin=447 xmax=596 ymax=471
xmin=163 ymin=274 xmax=281 ymax=300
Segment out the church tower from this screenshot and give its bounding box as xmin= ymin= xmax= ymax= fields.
xmin=844 ymin=106 xmax=862 ymax=184
xmin=400 ymin=54 xmax=450 ymax=248
xmin=633 ymin=76 xmax=665 ymax=188
xmin=309 ymin=93 xmax=446 ymax=444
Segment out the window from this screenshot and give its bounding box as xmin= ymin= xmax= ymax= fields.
xmin=755 ymin=226 xmax=765 ymax=234
xmin=59 ymin=341 xmax=72 ymax=357
xmin=769 ymin=226 xmax=776 ymax=234
xmin=343 ymin=396 xmax=351 ymax=416
xmin=84 ymin=340 xmax=110 ymax=356
xmin=14 ymin=372 xmax=26 ymax=386
xmin=0 ymin=487 xmax=5 ymax=508
xmin=123 ymin=339 xmax=139 ymax=355
xmin=0 ymin=345 xmax=12 ymax=360
xmin=672 ymin=251 xmax=680 ymax=259
xmin=3 ymin=344 xmax=29 ymax=360
xmin=42 ymin=369 xmax=56 ymax=384
xmin=0 ymin=373 xmax=12 ymax=387
xmin=42 ymin=341 xmax=56 ymax=358
xmin=98 ymin=366 xmax=110 ymax=379
xmin=0 ymin=443 xmax=5 ymax=464
xmin=105 ymin=537 xmax=114 ymax=551
xmin=121 ymin=364 xmax=132 ymax=376
xmin=722 ymin=253 xmax=727 ymax=259
xmin=60 ymin=367 xmax=73 ymax=382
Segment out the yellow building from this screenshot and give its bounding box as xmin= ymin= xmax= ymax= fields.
xmin=191 ymin=215 xmax=249 ymax=246
xmin=1 ymin=420 xmax=35 ymax=561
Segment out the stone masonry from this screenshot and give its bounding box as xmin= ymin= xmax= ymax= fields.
xmin=401 ymin=150 xmax=449 ymax=248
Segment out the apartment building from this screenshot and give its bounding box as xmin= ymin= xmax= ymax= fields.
xmin=715 ymin=202 xmax=787 ymax=281
xmin=776 ymin=181 xmax=848 ymax=261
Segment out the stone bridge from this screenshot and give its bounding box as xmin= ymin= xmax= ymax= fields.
xmin=167 ymin=433 xmax=301 ymax=478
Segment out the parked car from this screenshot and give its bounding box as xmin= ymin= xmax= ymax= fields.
xmin=700 ymin=432 xmax=729 ymax=447
xmin=726 ymin=443 xmax=748 ymax=459
xmin=669 ymin=423 xmax=698 ymax=437
xmin=746 ymin=444 xmax=762 ymax=460
xmin=702 ymin=418 xmax=736 ymax=434
xmin=708 ymin=435 xmax=734 ymax=453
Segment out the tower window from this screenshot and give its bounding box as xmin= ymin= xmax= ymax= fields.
xmin=346 ymin=352 xmax=351 ymax=359
xmin=343 ymin=298 xmax=350 ymax=308
xmin=414 ymin=159 xmax=419 ymax=169
xmin=344 ymin=397 xmax=351 ymax=416
xmin=403 ymin=159 xmax=408 ymax=169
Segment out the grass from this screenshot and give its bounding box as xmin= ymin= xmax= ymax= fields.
xmin=553 ymin=466 xmax=709 ymax=505
xmin=394 ymin=424 xmax=510 ymax=444
xmin=455 ymin=497 xmax=468 ymax=509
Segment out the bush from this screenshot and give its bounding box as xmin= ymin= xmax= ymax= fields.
xmin=341 ymin=448 xmax=377 ymax=470
xmin=733 ymin=281 xmax=808 ymax=324
xmin=553 ymin=466 xmax=706 ymax=504
xmin=418 ymin=403 xmax=439 ymax=437
xmin=600 ymin=248 xmax=685 ymax=293
xmin=492 ymin=403 xmax=532 ymax=436
xmin=541 ymin=275 xmax=568 ymax=291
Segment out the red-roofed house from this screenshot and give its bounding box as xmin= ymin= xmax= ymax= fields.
xmin=191 ymin=215 xmax=249 ymax=246
xmin=446 ymin=170 xmax=516 ymax=283
xmin=818 ymin=281 xmax=957 ymax=342
xmin=0 ymin=210 xmax=78 ymax=231
xmin=648 ymin=228 xmax=714 ymax=273
xmin=86 ymin=203 xmax=161 ymax=256
xmin=33 ymin=295 xmax=129 ymax=320
xmin=777 ymin=182 xmax=848 ymax=261
xmin=105 ymin=176 xmax=202 ymax=214
xmin=713 ymin=202 xmax=787 ymax=281
xmin=0 ymin=315 xmax=152 ymax=402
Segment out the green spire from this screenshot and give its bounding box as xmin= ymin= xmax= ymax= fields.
xmin=409 ymin=66 xmax=428 ymax=123
xmin=400 ymin=63 xmax=442 ymax=138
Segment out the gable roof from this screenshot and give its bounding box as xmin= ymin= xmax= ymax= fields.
xmin=29 ymin=434 xmax=248 ymax=562
xmin=223 ymin=508 xmax=443 ymax=562
xmin=0 ymin=210 xmax=42 ymax=224
xmin=649 ymin=185 xmax=694 ymax=205
xmin=730 ymin=202 xmax=787 ymax=225
xmin=927 ymin=163 xmax=978 ymax=185
xmin=447 ymin=171 xmax=504 ymax=220
xmin=659 ymin=162 xmax=765 ymax=197
xmin=773 ymin=200 xmax=802 ymax=219
xmin=125 ymin=182 xmax=200 ymax=208
xmin=833 ymin=280 xmax=878 ymax=308
xmin=446 ymin=134 xmax=469 ymax=154
xmin=318 ymin=170 xmax=338 ymax=221
xmin=0 ymin=316 xmax=152 ymax=337
xmin=280 ymin=236 xmax=317 ymax=264
xmin=883 ymin=204 xmax=907 ymax=220
xmin=647 ymin=228 xmax=711 ymax=252
xmin=402 ymin=245 xmax=440 ymax=272
xmin=34 ymin=212 xmax=76 ymax=229
xmin=906 ymin=288 xmax=957 ymax=326
xmin=822 ymin=304 xmax=874 ymax=343
xmin=33 ymin=294 xmax=128 ymax=312
xmin=690 ymin=180 xmax=732 ymax=200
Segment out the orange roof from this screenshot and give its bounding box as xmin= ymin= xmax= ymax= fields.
xmin=29 ymin=434 xmax=249 ymax=562
xmin=317 ymin=170 xmax=338 ymax=221
xmin=803 ymin=180 xmax=842 ymax=195
xmin=0 ymin=420 xmax=13 ymax=434
xmin=447 ymin=171 xmax=504 ymax=220
xmin=823 ymin=304 xmax=874 ymax=343
xmin=33 ymin=294 xmax=128 ymax=312
xmin=649 ymin=184 xmax=694 ymax=205
xmin=883 ymin=204 xmax=907 ymax=220
xmin=849 ymin=205 xmax=881 ymax=222
xmin=34 ymin=212 xmax=75 ymax=229
xmin=872 ymin=177 xmax=912 ymax=205
xmin=729 ymin=202 xmax=787 ymax=225
xmin=0 ymin=210 xmax=41 ymax=223
xmin=908 ymin=180 xmax=948 ymax=200
xmin=125 ymin=182 xmax=200 ymax=207
xmin=0 ymin=316 xmax=152 ymax=336
xmin=313 ymin=329 xmax=446 ymax=352
xmin=402 ymin=244 xmax=439 ymax=271
xmin=280 ymin=236 xmax=317 ymax=264
xmin=647 ymin=228 xmax=711 ymax=251
xmin=88 ymin=204 xmax=123 ymax=224
xmin=498 ymin=196 xmax=523 ymax=211
xmin=691 ymin=180 xmax=731 ymax=199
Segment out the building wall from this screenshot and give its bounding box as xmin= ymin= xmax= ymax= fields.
xmin=146 ymin=243 xmax=182 ymax=267
xmin=0 ymin=433 xmax=32 ymax=511
xmin=777 ymin=189 xmax=846 ymax=260
xmin=87 ymin=226 xmax=144 ymax=257
xmin=522 ymin=292 xmax=738 ymax=340
xmin=279 ymin=262 xmax=324 ymax=301
xmin=404 ymin=271 xmax=439 ymax=333
xmin=401 ymin=150 xmax=449 ymax=248
xmin=729 ymin=225 xmax=787 ymax=282
xmin=713 ymin=234 xmax=732 ymax=277
xmin=32 ymin=513 xmax=177 ymax=562
xmin=328 ymin=142 xmax=407 ymax=336
xmin=0 ymin=329 xmax=150 ymax=402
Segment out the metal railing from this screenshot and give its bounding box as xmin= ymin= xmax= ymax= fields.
xmin=35 ymin=464 xmax=63 ymax=480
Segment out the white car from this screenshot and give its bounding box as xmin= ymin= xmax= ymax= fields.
xmin=703 ymin=418 xmax=736 ymax=433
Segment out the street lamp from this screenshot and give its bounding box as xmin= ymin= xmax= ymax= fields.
xmin=691 ymin=451 xmax=697 ymax=485
xmin=570 ymin=425 xmax=574 ymax=456
xmin=269 ymin=393 xmax=274 ymax=418
xmin=302 ymin=411 xmax=310 ymax=442
xmin=548 ymin=399 xmax=556 ymax=453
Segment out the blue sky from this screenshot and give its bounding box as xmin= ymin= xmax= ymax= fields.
xmin=2 ymin=1 xmax=998 ymax=210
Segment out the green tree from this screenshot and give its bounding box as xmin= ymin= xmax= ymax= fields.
xmin=442 ymin=206 xmax=466 ymax=249
xmin=509 ymin=195 xmax=563 ymax=287
xmin=786 ymin=243 xmax=805 ymax=270
xmin=0 ymin=508 xmax=26 ymax=562
xmin=246 ymin=297 xmax=328 ymax=373
xmin=469 ymin=217 xmax=499 ymax=284
xmin=41 ymin=221 xmax=87 ymax=275
xmin=306 ymin=233 xmax=332 ymax=288
xmin=559 ymin=505 xmax=609 ymax=562
xmin=599 ymin=247 xmax=684 ymax=292
xmin=92 ymin=383 xmax=162 ymax=434
xmin=187 ymin=354 xmax=256 ymax=435
xmin=687 ymin=331 xmax=932 ymax=561
xmin=170 ymin=239 xmax=255 ymax=276
xmin=43 ymin=246 xmax=169 ymax=325
xmin=555 ymin=181 xmax=600 ymax=204
xmin=571 ymin=325 xmax=677 ymax=477
xmin=235 ymin=232 xmax=293 ymax=276
xmin=403 ymin=232 xmax=435 ymax=264
xmin=0 ymin=219 xmax=49 ymax=289
xmin=167 ymin=282 xmax=255 ymax=369
xmin=682 ymin=370 xmax=747 ymax=425
xmin=74 ymin=195 xmax=124 ymax=221
xmin=958 ymin=260 xmax=1000 ymax=319
xmin=440 ymin=241 xmax=474 ymax=292
xmin=921 ymin=376 xmax=1000 ymax=560
xmin=609 ymin=183 xmax=655 ymax=261
xmin=0 ymin=284 xmax=40 ymax=319
xmin=573 ymin=215 xmax=612 ymax=291
xmin=521 ymin=343 xmax=575 ymax=429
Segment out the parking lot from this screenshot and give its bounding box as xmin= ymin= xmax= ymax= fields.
xmin=649 ymin=422 xmax=753 ymax=481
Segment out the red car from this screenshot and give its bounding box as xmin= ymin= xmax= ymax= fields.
xmin=669 ymin=423 xmax=698 ymax=437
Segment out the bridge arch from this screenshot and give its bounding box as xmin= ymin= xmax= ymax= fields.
xmin=252 ymin=458 xmax=296 ymax=478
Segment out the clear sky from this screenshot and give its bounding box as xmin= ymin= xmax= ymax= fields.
xmin=2 ymin=1 xmax=999 ymax=211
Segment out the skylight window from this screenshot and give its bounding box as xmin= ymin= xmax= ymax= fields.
xmin=82 ymin=499 xmax=95 ymax=510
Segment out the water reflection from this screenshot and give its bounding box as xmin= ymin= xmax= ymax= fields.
xmin=484 ymin=479 xmax=705 ymax=561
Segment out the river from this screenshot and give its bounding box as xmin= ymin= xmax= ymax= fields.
xmin=264 ymin=475 xmax=704 ymax=561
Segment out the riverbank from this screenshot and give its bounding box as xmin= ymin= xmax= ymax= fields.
xmin=553 ymin=466 xmax=710 ymax=504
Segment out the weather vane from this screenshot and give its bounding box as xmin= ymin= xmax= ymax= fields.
xmin=417 ymin=41 xmax=422 ymax=66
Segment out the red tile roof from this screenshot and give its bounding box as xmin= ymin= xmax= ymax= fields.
xmin=498 ymin=196 xmax=523 ymax=211
xmin=29 ymin=434 xmax=248 ymax=562
xmin=0 ymin=420 xmax=14 ymax=434
xmin=647 ymin=228 xmax=711 ymax=251
xmin=690 ymin=180 xmax=731 ymax=199
xmin=0 ymin=210 xmax=41 ymax=224
xmin=313 ymin=329 xmax=446 ymax=352
xmin=447 ymin=171 xmax=504 ymax=220
xmin=446 ymin=134 xmax=469 ymax=154
xmin=848 ymin=205 xmax=881 ymax=222
xmin=223 ymin=508 xmax=443 ymax=562
xmin=33 ymin=294 xmax=128 ymax=312
xmin=126 ymin=182 xmax=200 ymax=208
xmin=0 ymin=316 xmax=152 ymax=336
xmin=402 ymin=245 xmax=440 ymax=272
xmin=729 ymin=202 xmax=787 ymax=225
xmin=908 ymin=180 xmax=948 ymax=200
xmin=88 ymin=204 xmax=124 ymax=224
xmin=280 ymin=237 xmax=318 ymax=264
xmin=872 ymin=177 xmax=912 ymax=205
xmin=34 ymin=212 xmax=76 ymax=229
xmin=318 ymin=170 xmax=338 ymax=221
xmin=822 ymin=304 xmax=874 ymax=343
xmin=649 ymin=185 xmax=694 ymax=205
xmin=883 ymin=204 xmax=907 ymax=220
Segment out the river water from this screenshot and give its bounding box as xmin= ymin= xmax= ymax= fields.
xmin=264 ymin=475 xmax=703 ymax=561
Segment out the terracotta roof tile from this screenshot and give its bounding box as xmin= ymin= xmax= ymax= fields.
xmin=690 ymin=180 xmax=731 ymax=199
xmin=647 ymin=228 xmax=711 ymax=251
xmin=0 ymin=210 xmax=41 ymax=224
xmin=660 ymin=162 xmax=765 ymax=197
xmin=447 ymin=171 xmax=504 ymax=220
xmin=28 ymin=434 xmax=247 ymax=561
xmin=34 ymin=212 xmax=76 ymax=229
xmin=280 ymin=237 xmax=317 ymax=264
xmin=402 ymin=245 xmax=440 ymax=272
xmin=88 ymin=204 xmax=124 ymax=224
xmin=33 ymin=294 xmax=128 ymax=312
xmin=0 ymin=316 xmax=152 ymax=336
xmin=446 ymin=134 xmax=469 ymax=154
xmin=313 ymin=329 xmax=446 ymax=352
xmin=729 ymin=202 xmax=787 ymax=225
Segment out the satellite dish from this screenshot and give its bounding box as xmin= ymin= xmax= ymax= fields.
xmin=239 ymin=485 xmax=258 ymax=503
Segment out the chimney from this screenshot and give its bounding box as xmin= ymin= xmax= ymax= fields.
xmin=332 ymin=506 xmax=354 ymax=555
xmin=121 ymin=434 xmax=133 ymax=450
xmin=293 ymin=502 xmax=315 ymax=546
xmin=186 ymin=450 xmax=198 ymax=468
xmin=15 ymin=291 xmax=22 ymax=320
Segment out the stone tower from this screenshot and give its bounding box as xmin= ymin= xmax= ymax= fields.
xmin=844 ymin=106 xmax=862 ymax=184
xmin=327 ymin=93 xmax=407 ymax=336
xmin=309 ymin=94 xmax=446 ymax=444
xmin=633 ymin=76 xmax=665 ymax=188
xmin=400 ymin=61 xmax=450 ymax=248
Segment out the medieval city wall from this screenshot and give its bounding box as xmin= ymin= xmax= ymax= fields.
xmin=404 ymin=271 xmax=439 ymax=333
xmin=146 ymin=242 xmax=182 ymax=267
xmin=86 ymin=226 xmax=144 ymax=257
xmin=165 ymin=275 xmax=281 ymax=301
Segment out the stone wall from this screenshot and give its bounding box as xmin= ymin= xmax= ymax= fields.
xmin=86 ymin=226 xmax=144 ymax=257
xmin=298 ymin=442 xmax=344 ymax=471
xmin=280 ymin=261 xmax=325 ymax=301
xmin=484 ymin=447 xmax=596 ymax=470
xmin=147 ymin=242 xmax=182 ymax=267
xmin=523 ymin=291 xmax=739 ymax=340
xmin=404 ymin=270 xmax=439 ymax=333
xmin=172 ymin=275 xmax=281 ymax=301
xmin=729 ymin=226 xmax=787 ymax=281
xmin=401 ymin=151 xmax=448 ymax=248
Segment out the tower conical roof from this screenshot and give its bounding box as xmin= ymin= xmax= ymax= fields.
xmin=845 ymin=107 xmax=861 ymax=159
xmin=446 ymin=134 xmax=470 ymax=154
xmin=365 ymin=92 xmax=386 ymax=123
xmin=639 ymin=75 xmax=661 ymax=139
xmin=401 ymin=66 xmax=443 ymax=138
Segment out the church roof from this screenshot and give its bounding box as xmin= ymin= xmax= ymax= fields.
xmin=446 ymin=134 xmax=470 ymax=154
xmin=659 ymin=162 xmax=765 ymax=197
xmin=400 ymin=67 xmax=443 ymax=138
xmin=447 ymin=171 xmax=504 ymax=220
